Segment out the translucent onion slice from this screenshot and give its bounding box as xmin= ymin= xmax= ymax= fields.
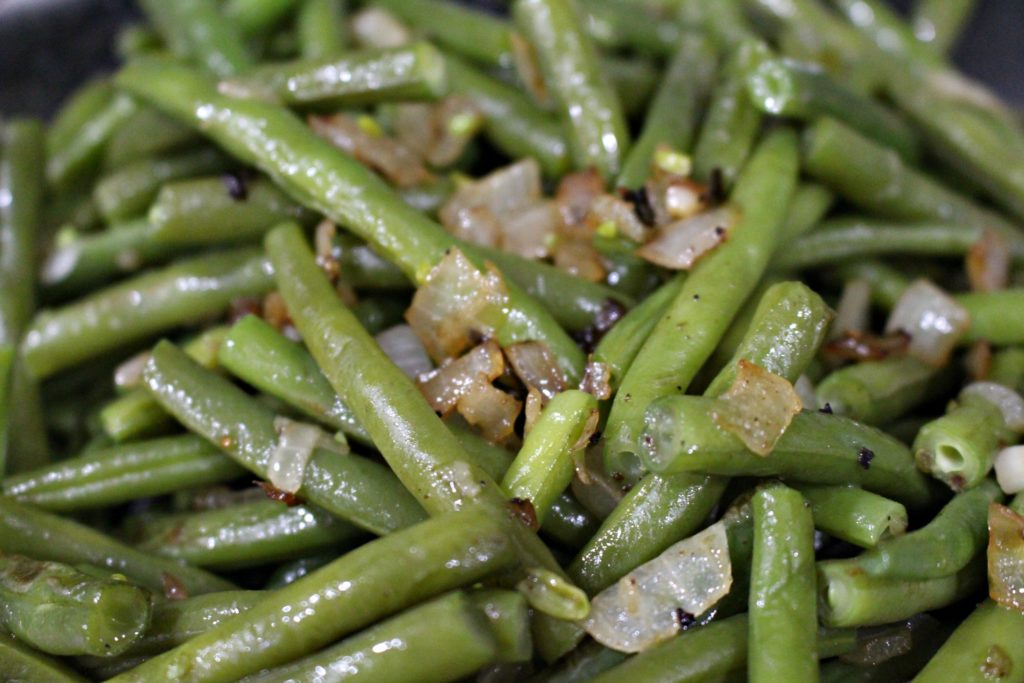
xmin=553 ymin=238 xmax=606 ymax=282
xmin=418 ymin=340 xmax=504 ymax=415
xmin=524 ymin=386 xmax=543 ymax=436
xmin=349 ymin=7 xmax=411 ymax=48
xmin=269 ymin=417 xmax=348 ymax=494
xmin=308 ymin=113 xmax=432 ymax=188
xmin=583 ymin=521 xmax=732 ymax=653
xmin=571 ymin=445 xmax=626 ymax=517
xmin=662 ymin=178 xmax=706 ymax=221
xmin=439 ymin=204 xmax=503 ymax=248
xmin=830 ymin=278 xmax=871 ymax=339
xmin=510 ymin=32 xmax=549 ymax=107
xmin=587 ymin=194 xmax=648 ymax=243
xmin=962 ymin=382 xmax=1024 ymax=433
xmin=793 ymin=375 xmax=817 ymax=411
xmin=988 ymin=502 xmax=1024 ymax=612
xmin=505 ymin=341 xmax=567 ymax=401
xmin=712 ymin=360 xmax=803 ymax=456
xmin=114 ymin=350 xmax=151 ymax=390
xmin=375 ymin=324 xmax=433 ymax=379
xmin=556 ymin=169 xmax=605 ymax=228
xmin=885 ymin=279 xmax=970 ymax=367
xmin=501 ymin=200 xmax=561 ymax=259
xmin=442 ymin=159 xmax=542 ymax=225
xmin=455 ymin=376 xmax=522 ymax=442
xmin=406 ymin=247 xmax=509 ymax=361
xmin=967 ymin=230 xmax=1010 ymax=293
xmin=994 ymin=446 xmax=1024 ymax=495
xmin=427 ymin=96 xmax=483 ymax=167
xmin=636 ymin=206 xmax=736 ymax=270
xmin=580 ymin=360 xmax=613 ymax=400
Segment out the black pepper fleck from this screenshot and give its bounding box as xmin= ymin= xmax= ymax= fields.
xmin=673 ymin=608 xmax=695 ymax=629
xmin=857 ymin=447 xmax=875 ymax=470
xmin=222 ymin=171 xmax=249 ymax=201
xmin=819 ymin=403 xmax=833 ymax=414
xmin=622 ymin=186 xmax=656 ymax=226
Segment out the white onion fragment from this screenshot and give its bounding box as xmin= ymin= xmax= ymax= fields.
xmin=580 ymin=360 xmax=613 ymax=400
xmin=584 ymin=522 xmax=732 ymax=653
xmin=830 ymin=278 xmax=871 ymax=339
xmin=995 ymin=446 xmax=1024 ymax=495
xmin=114 ymin=351 xmax=151 ymax=390
xmin=987 ymin=503 xmax=1024 ymax=612
xmin=308 ymin=113 xmax=431 ymax=188
xmin=505 ymin=341 xmax=567 ymax=401
xmin=967 ymin=230 xmax=1010 ymax=293
xmin=713 ymin=360 xmax=803 ymax=456
xmin=440 ymin=159 xmax=544 ymax=250
xmin=636 ymin=206 xmax=736 ymax=271
xmin=962 ymin=382 xmax=1024 ymax=433
xmin=418 ymin=341 xmax=504 ymax=415
xmin=405 ymin=247 xmax=508 ymax=362
xmin=349 ymin=7 xmax=411 ymax=48
xmin=588 ymin=194 xmax=648 ymax=243
xmin=375 ymin=324 xmax=433 ymax=379
xmin=885 ymin=279 xmax=970 ymax=367
xmin=269 ymin=417 xmax=347 ymax=494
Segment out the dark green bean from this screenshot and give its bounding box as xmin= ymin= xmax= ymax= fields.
xmin=139 ymin=0 xmax=253 ymax=77
xmin=0 ymin=630 xmax=89 ymax=683
xmin=816 ymin=356 xmax=943 ymax=426
xmin=779 ymin=182 xmax=834 ymax=241
xmin=104 ymin=106 xmax=199 ymax=169
xmin=374 ymin=0 xmax=515 ymax=68
xmin=296 ymin=0 xmax=347 ymax=60
xmin=958 ymin=290 xmax=1024 ymax=346
xmin=47 ymin=86 xmax=137 ymax=190
xmin=911 ymin=0 xmax=978 ymax=55
xmin=794 ymin=484 xmax=908 ymax=548
xmin=912 ymin=600 xmax=1024 ymax=683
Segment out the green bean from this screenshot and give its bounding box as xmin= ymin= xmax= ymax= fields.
xmin=502 ymin=390 xmax=598 ymax=524
xmin=0 ymin=553 xmax=151 ymax=657
xmin=0 ymin=496 xmax=234 ymax=595
xmin=591 ymin=614 xmax=749 ymax=683
xmin=582 ymin=0 xmax=684 ymax=57
xmin=915 ymin=391 xmax=1015 ymax=491
xmin=149 ymin=175 xmax=316 ymax=247
xmin=958 ymin=290 xmax=1024 ymax=345
xmin=135 ymin=499 xmax=363 ymax=569
xmin=2 ymin=435 xmax=242 ymax=512
xmin=911 ymin=0 xmax=978 ymax=55
xmin=616 ymin=35 xmax=717 ymax=190
xmin=794 ymin=484 xmax=908 ymax=548
xmin=117 ymin=60 xmax=584 ymax=380
xmin=48 ymin=86 xmax=138 ymax=190
xmin=266 ymin=223 xmax=584 ymax=658
xmin=396 ymin=175 xmax=454 ymax=216
xmin=775 ymin=219 xmax=986 ymax=270
xmin=912 ymin=600 xmax=1024 ymax=683
xmin=23 ymin=248 xmax=274 ymax=380
xmin=222 ymin=43 xmax=449 ymax=108
xmin=592 ymin=274 xmax=684 ymax=391
xmin=95 ymin=147 xmax=233 ymax=222
xmin=116 ymin=24 xmax=164 ymax=59
xmin=144 ymin=340 xmax=426 ymax=535
xmin=470 ymin=589 xmax=533 ymax=663
xmin=479 ymin=245 xmax=632 ymax=333
xmin=802 ymin=118 xmax=1024 ymax=258
xmin=749 ymin=485 xmax=818 ymax=683
xmin=241 ymin=591 xmax=499 ymax=683
xmin=828 ymin=0 xmax=941 ymax=68
xmin=1 ymin=120 xmax=50 ymax=473
xmin=104 ymin=106 xmax=199 ymax=169
xmin=296 ymin=0 xmax=346 ymax=60
xmin=529 ymin=640 xmax=627 ymax=683
xmin=541 ymin=493 xmax=600 ymax=550
xmin=991 ymin=348 xmax=1024 ymax=393
xmin=330 ymin=233 xmax=410 ymax=290
xmin=676 ymin=0 xmax=757 ymax=50
xmin=605 ymin=129 xmax=799 ymax=481
xmin=817 ymin=556 xmax=984 ymax=628
xmin=603 ymin=55 xmax=660 ymax=120
xmin=374 ymin=0 xmax=514 ymax=68
xmin=0 ymin=346 xmax=13 ymax=475
xmin=820 ymin=621 xmax=953 ymax=683
xmin=107 ymin=509 xmax=516 ymax=683
xmin=747 ymin=56 xmax=919 ymax=160
xmin=223 ymin=0 xmax=297 ymax=37
xmin=593 ymin=233 xmax=660 ymax=300
xmin=692 ymin=39 xmax=769 ymax=189
xmin=513 ymin=0 xmax=631 ymax=181
xmin=642 ymin=397 xmax=938 ymax=508
xmin=857 ymin=478 xmax=1001 ymax=579
xmin=780 ymin=183 xmax=834 ymax=242
xmin=265 ymin=553 xmax=335 ymax=588
xmin=139 ymin=0 xmax=252 ymax=77
xmin=0 ymin=630 xmax=89 ymax=683
xmin=815 ymin=356 xmax=942 ymax=426
xmin=445 ymin=55 xmax=569 ymax=178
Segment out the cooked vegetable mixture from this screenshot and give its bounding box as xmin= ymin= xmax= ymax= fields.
xmin=3 ymin=0 xmax=1024 ymax=680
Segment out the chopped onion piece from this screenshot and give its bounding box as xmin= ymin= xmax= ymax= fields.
xmin=269 ymin=417 xmax=348 ymax=494
xmin=375 ymin=325 xmax=434 ymax=379
xmin=308 ymin=113 xmax=431 ymax=188
xmin=962 ymin=382 xmax=1024 ymax=433
xmin=456 ymin=377 xmax=522 ymax=443
xmin=350 ymin=7 xmax=411 ymax=48
xmin=587 ymin=194 xmax=648 ymax=243
xmin=995 ymin=446 xmax=1024 ymax=495
xmin=505 ymin=341 xmax=567 ymax=401
xmin=794 ymin=375 xmax=817 ymax=411
xmin=885 ymin=279 xmax=970 ymax=367
xmin=501 ymin=201 xmax=560 ymax=259
xmin=636 ymin=206 xmax=736 ymax=270
xmin=584 ymin=521 xmax=732 ymax=653
xmin=406 ymin=247 xmax=509 ymax=361
xmin=830 ymin=278 xmax=871 ymax=339
xmin=927 ymin=69 xmax=1007 ymax=115
xmin=553 ymin=238 xmax=606 ymax=282
xmin=442 ymin=159 xmax=541 ymax=225
xmin=966 ymin=341 xmax=993 ymax=382
xmin=510 ymin=32 xmax=549 ymax=106
xmin=557 ymin=169 xmax=605 ymax=228
xmin=967 ymin=230 xmax=1010 ymax=293
xmin=840 ymin=617 xmax=936 ymax=666
xmin=580 ymin=360 xmax=613 ymax=400
xmin=114 ymin=350 xmax=151 ymax=390
xmin=712 ymin=360 xmax=803 ymax=456
xmin=427 ymin=96 xmax=483 ymax=167
xmin=418 ymin=341 xmax=504 ymax=414
xmin=524 ymin=386 xmax=543 ymax=437
xmin=439 ymin=204 xmax=503 ymax=248
xmin=988 ymin=502 xmax=1024 ymax=612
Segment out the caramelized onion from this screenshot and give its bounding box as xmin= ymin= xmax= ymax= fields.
xmin=308 ymin=113 xmax=431 ymax=187
xmin=418 ymin=340 xmax=504 ymax=415
xmin=712 ymin=360 xmax=803 ymax=456
xmin=636 ymin=206 xmax=736 ymax=270
xmin=885 ymin=279 xmax=970 ymax=367
xmin=505 ymin=341 xmax=567 ymax=401
xmin=988 ymin=502 xmax=1024 ymax=612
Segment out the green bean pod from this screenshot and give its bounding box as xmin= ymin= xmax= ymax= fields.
xmin=106 ymin=509 xmax=516 ymax=683
xmin=794 ymin=484 xmax=908 ymax=548
xmin=104 ymin=106 xmax=199 ymax=169
xmin=958 ymin=290 xmax=1024 ymax=346
xmin=749 ymin=485 xmax=818 ymax=683
xmin=139 ymin=0 xmax=252 ymax=77
xmin=779 ymin=182 xmax=834 ymax=242
xmin=911 ymin=0 xmax=979 ymax=55
xmin=815 ymin=356 xmax=942 ymax=426
xmin=2 ymin=435 xmax=243 ymax=512
xmin=912 ymin=600 xmax=1024 ymax=683
xmin=47 ymin=88 xmax=137 ymax=190
xmin=374 ymin=0 xmax=516 ymax=68
xmin=296 ymin=0 xmax=346 ymax=60
xmin=0 ymin=553 xmax=151 ymax=656
xmin=470 ymin=589 xmax=533 ymax=663
xmin=0 ymin=631 xmax=88 ymax=683
xmin=24 ymin=248 xmax=273 ymax=379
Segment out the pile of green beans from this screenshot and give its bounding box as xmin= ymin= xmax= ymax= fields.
xmin=8 ymin=0 xmax=1024 ymax=680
